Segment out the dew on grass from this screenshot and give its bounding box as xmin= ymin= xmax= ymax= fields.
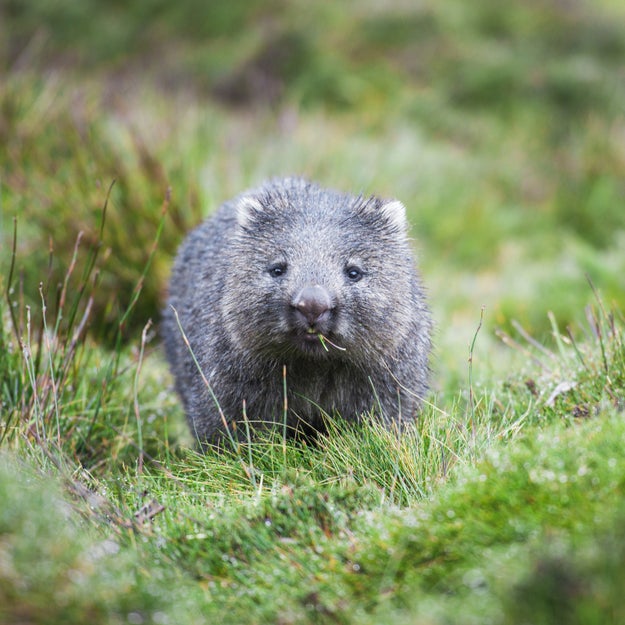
xmin=462 ymin=568 xmax=486 ymax=591
xmin=67 ymin=568 xmax=87 ymax=586
xmin=153 ymin=612 xmax=169 ymax=625
xmin=90 ymin=539 xmax=120 ymax=560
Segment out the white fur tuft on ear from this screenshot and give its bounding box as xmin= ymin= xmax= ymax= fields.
xmin=380 ymin=199 xmax=408 ymax=232
xmin=235 ymin=196 xmax=265 ymax=228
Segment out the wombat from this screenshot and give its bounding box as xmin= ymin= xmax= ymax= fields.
xmin=162 ymin=177 xmax=431 ymax=445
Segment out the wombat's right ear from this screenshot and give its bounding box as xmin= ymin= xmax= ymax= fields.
xmin=380 ymin=200 xmax=408 ymax=234
xmin=235 ymin=196 xmax=265 ymax=228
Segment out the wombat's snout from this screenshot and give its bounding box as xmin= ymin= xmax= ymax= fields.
xmin=292 ymin=284 xmax=334 ymax=328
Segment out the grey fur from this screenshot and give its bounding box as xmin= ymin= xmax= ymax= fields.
xmin=162 ymin=178 xmax=432 ymax=445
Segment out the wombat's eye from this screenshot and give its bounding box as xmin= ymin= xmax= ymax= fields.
xmin=345 ymin=266 xmax=364 ymax=282
xmin=268 ymin=263 xmax=287 ymax=278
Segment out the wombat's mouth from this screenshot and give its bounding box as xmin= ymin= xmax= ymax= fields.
xmin=291 ymin=329 xmax=346 ymax=354
xmin=295 ymin=329 xmax=324 ymax=347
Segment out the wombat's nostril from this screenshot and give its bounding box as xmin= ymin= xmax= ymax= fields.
xmin=293 ymin=285 xmax=332 ymax=326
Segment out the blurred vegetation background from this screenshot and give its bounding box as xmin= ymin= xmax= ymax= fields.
xmin=1 ymin=0 xmax=624 ymax=380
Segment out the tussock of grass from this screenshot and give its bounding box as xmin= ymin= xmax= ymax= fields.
xmin=0 ymin=205 xmax=179 ymax=472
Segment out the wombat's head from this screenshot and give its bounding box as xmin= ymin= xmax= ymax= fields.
xmin=221 ymin=178 xmax=420 ymax=365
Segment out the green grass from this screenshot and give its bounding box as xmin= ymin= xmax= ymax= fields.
xmin=1 ymin=1 xmax=625 ymax=623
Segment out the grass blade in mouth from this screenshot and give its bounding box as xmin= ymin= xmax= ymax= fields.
xmin=318 ymin=333 xmax=346 ymax=352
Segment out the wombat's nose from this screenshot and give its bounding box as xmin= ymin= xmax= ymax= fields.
xmin=292 ymin=285 xmax=333 ymax=326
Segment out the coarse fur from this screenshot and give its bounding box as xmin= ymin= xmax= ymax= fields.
xmin=162 ymin=177 xmax=432 ymax=446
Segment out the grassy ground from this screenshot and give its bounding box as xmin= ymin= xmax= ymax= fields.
xmin=1 ymin=1 xmax=625 ymax=623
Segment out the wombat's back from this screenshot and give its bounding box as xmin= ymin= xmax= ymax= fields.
xmin=162 ymin=178 xmax=431 ymax=445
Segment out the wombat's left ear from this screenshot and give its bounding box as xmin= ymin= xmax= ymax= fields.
xmin=235 ymin=196 xmax=265 ymax=228
xmin=380 ymin=200 xmax=408 ymax=233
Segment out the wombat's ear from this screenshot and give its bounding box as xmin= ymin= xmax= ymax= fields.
xmin=235 ymin=196 xmax=265 ymax=228
xmin=380 ymin=200 xmax=408 ymax=233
